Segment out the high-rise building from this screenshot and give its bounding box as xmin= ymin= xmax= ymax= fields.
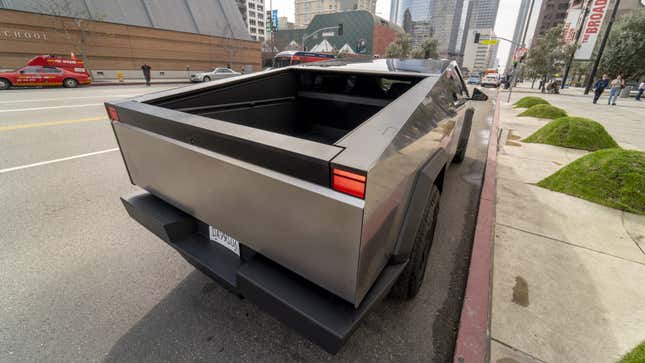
xmin=469 ymin=0 xmax=499 ymax=29
xmin=295 ymin=0 xmax=377 ymax=28
xmin=505 ymin=0 xmax=531 ymax=72
xmin=391 ymin=0 xmax=466 ymax=57
xmin=236 ymin=0 xmax=267 ymax=41
xmin=532 ymin=0 xmax=569 ymax=45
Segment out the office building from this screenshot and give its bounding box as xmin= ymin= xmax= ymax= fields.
xmin=237 ymin=0 xmax=267 ymax=41
xmin=505 ymin=0 xmax=531 ymax=72
xmin=295 ymin=0 xmax=377 ymax=28
xmin=532 ymin=0 xmax=569 ymax=45
xmin=391 ymin=0 xmax=466 ymax=58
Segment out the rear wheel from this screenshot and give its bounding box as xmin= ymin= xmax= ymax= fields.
xmin=63 ymin=78 xmax=78 ymax=88
xmin=0 ymin=78 xmax=10 ymax=90
xmin=390 ymin=184 xmax=441 ymax=299
xmin=203 ymin=76 xmax=211 ymax=82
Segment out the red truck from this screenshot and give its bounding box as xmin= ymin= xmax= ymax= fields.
xmin=0 ymin=55 xmax=92 ymax=90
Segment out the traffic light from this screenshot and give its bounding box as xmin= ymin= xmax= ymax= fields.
xmin=338 ymin=23 xmax=343 ymax=36
xmin=474 ymin=32 xmax=480 ymax=43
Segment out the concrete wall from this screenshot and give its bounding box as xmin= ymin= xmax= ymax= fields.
xmin=0 ymin=9 xmax=262 ymax=73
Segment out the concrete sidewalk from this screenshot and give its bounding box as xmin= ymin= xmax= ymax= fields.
xmin=490 ymin=86 xmax=645 ymax=362
xmin=91 ymin=78 xmax=191 ymax=86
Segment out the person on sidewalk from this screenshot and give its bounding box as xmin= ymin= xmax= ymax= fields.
xmin=607 ymin=75 xmax=624 ymax=105
xmin=141 ymin=63 xmax=151 ymax=86
xmin=592 ymin=74 xmax=610 ymax=104
xmin=636 ymin=81 xmax=645 ymax=101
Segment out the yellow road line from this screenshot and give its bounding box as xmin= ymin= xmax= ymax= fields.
xmin=0 ymin=116 xmax=107 ymax=132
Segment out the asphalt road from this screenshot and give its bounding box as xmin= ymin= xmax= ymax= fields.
xmin=0 ymin=84 xmax=494 ymax=362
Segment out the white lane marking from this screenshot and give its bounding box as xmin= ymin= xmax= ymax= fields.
xmin=0 ymin=103 xmax=104 ymax=112
xmin=0 ymin=94 xmax=140 ymax=104
xmin=0 ymin=148 xmax=119 ymax=174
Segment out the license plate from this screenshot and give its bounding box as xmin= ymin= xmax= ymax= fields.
xmin=208 ymin=226 xmax=240 ymax=256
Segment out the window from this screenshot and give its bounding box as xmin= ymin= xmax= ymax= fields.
xmin=20 ymin=66 xmax=41 ymax=73
xmin=250 ymin=26 xmax=257 ymax=33
xmin=41 ymin=66 xmax=62 ymax=73
xmin=257 ymin=6 xmax=263 ymax=11
xmin=250 ymin=19 xmax=256 ymax=25
xmin=216 ymin=68 xmax=233 ymax=73
xmin=248 ymin=3 xmax=255 ymax=9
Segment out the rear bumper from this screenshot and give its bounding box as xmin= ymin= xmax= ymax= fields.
xmin=121 ymin=190 xmax=405 ymax=354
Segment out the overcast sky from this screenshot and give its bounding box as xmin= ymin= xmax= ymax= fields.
xmin=269 ymin=0 xmax=542 ymax=70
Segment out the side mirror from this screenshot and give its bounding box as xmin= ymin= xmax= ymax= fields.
xmin=19 ymin=70 xmax=25 ymax=74
xmin=470 ymin=87 xmax=488 ymax=101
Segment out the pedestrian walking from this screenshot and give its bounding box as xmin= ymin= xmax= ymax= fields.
xmin=636 ymin=81 xmax=645 ymax=101
xmin=607 ymin=75 xmax=624 ymax=105
xmin=592 ymin=74 xmax=610 ymax=104
xmin=141 ymin=63 xmax=151 ymax=86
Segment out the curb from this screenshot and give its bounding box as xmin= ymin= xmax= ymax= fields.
xmin=90 ymin=81 xmax=191 ymax=87
xmin=453 ymin=91 xmax=500 ymax=363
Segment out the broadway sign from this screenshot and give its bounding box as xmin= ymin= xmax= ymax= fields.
xmin=575 ymin=0 xmax=609 ymax=60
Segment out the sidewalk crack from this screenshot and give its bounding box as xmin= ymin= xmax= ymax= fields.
xmin=490 ymin=338 xmax=548 ymax=363
xmin=496 ymin=222 xmax=645 ymax=266
xmin=621 ymin=211 xmax=645 ymax=256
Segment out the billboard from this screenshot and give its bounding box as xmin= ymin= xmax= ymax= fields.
xmin=575 ymin=0 xmax=609 ymax=60
xmin=562 ymin=8 xmax=582 ymax=44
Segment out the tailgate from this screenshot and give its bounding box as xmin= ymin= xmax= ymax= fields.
xmin=108 ymin=100 xmax=365 ymax=304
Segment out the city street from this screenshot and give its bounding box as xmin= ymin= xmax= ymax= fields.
xmin=1 ymin=85 xmax=494 ymax=362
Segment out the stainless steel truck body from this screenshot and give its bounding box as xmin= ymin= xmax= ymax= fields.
xmin=106 ymin=58 xmax=484 ymax=353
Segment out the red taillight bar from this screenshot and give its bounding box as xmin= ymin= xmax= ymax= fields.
xmin=332 ymin=168 xmax=366 ymax=199
xmin=106 ymin=104 xmax=119 ymax=122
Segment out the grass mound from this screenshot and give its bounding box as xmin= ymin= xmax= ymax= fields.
xmin=518 ymin=104 xmax=567 ymax=119
xmin=538 ymin=149 xmax=645 ymax=215
xmin=620 ymin=340 xmax=645 ymax=363
xmin=523 ymin=116 xmax=619 ymax=151
xmin=513 ymin=96 xmax=549 ymax=108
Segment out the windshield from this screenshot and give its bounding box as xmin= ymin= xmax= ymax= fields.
xmin=273 ymin=57 xmax=291 ymax=68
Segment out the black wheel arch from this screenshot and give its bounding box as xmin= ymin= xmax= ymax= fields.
xmin=390 ymin=152 xmax=448 ymax=264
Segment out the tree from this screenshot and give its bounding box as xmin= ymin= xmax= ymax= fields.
xmin=410 ymin=37 xmax=439 ymax=59
xmin=599 ymin=10 xmax=645 ymax=80
xmin=524 ymin=25 xmax=574 ymax=91
xmin=386 ymin=33 xmax=412 ymax=58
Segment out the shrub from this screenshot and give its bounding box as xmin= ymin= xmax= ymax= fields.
xmin=518 ymin=104 xmax=567 ymax=119
xmin=538 ymin=149 xmax=645 ymax=215
xmin=523 ymin=117 xmax=619 ymax=151
xmin=513 ymin=96 xmax=550 ymax=108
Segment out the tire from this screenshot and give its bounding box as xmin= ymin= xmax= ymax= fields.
xmin=63 ymin=78 xmax=78 ymax=88
xmin=453 ymin=110 xmax=473 ymax=163
xmin=0 ymin=78 xmax=10 ymax=90
xmin=203 ymin=76 xmax=211 ymax=82
xmin=390 ymin=184 xmax=441 ymax=300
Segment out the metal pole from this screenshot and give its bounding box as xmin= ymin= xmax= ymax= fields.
xmin=584 ymin=0 xmax=621 ymax=95
xmin=562 ymin=0 xmax=591 ymax=88
xmin=506 ymin=0 xmax=536 ymax=103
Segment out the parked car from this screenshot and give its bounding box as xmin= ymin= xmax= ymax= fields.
xmin=189 ymin=67 xmax=241 ymax=82
xmin=0 ymin=65 xmax=91 ymax=89
xmin=481 ymin=73 xmax=500 ymax=88
xmin=467 ymin=75 xmax=481 ymax=85
xmin=105 ymin=58 xmax=488 ymax=353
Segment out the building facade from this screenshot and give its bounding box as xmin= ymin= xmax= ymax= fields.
xmin=276 ymin=11 xmax=402 ymax=57
xmin=236 ymin=0 xmax=267 ymax=41
xmin=391 ymin=0 xmax=466 ymax=58
xmin=0 ymin=7 xmax=261 ymax=78
xmin=532 ymin=0 xmax=569 ymax=45
xmin=462 ymin=27 xmax=497 ymax=73
xmin=505 ymin=0 xmax=531 ymax=72
xmin=295 ymin=0 xmax=377 ymax=28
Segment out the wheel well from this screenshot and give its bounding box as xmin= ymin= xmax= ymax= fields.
xmin=0 ymin=77 xmax=11 ymax=84
xmin=434 ymin=165 xmax=446 ymax=193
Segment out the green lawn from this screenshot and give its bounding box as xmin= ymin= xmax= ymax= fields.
xmin=538 ymin=149 xmax=645 ymax=215
xmin=523 ymin=116 xmax=619 ymax=151
xmin=620 ymin=340 xmax=645 ymax=363
xmin=518 ymin=104 xmax=568 ymax=119
xmin=513 ymin=96 xmax=550 ymax=108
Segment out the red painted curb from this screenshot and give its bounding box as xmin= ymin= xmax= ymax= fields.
xmin=453 ymin=91 xmax=500 ymax=363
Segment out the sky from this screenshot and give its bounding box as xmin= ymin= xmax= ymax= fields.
xmin=268 ymin=0 xmax=542 ymax=70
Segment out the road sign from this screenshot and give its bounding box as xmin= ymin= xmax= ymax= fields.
xmin=480 ymin=39 xmax=498 ymax=45
xmin=513 ymin=47 xmax=528 ymax=61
